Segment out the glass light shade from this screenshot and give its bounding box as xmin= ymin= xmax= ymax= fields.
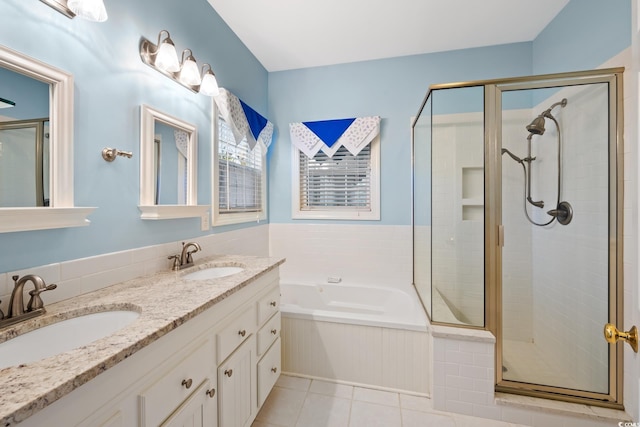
xmin=155 ymin=42 xmax=180 ymax=73
xmin=179 ymin=57 xmax=201 ymax=86
xmin=67 ymin=0 xmax=108 ymax=22
xmin=199 ymin=71 xmax=219 ymax=96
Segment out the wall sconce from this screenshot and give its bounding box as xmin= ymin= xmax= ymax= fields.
xmin=39 ymin=0 xmax=108 ymax=22
xmin=140 ymin=30 xmax=220 ymax=96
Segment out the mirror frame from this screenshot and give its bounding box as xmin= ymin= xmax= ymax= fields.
xmin=0 ymin=44 xmax=95 ymax=233
xmin=139 ymin=104 xmax=209 ymax=223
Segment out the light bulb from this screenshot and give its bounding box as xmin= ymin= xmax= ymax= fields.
xmin=67 ymin=0 xmax=108 ymax=22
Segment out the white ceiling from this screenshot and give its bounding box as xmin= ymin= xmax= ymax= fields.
xmin=206 ymin=0 xmax=570 ymax=72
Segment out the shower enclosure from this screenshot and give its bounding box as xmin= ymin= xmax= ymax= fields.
xmin=411 ymin=68 xmax=624 ymax=407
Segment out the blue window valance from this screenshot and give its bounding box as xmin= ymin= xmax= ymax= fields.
xmin=289 ymin=116 xmax=380 ymax=158
xmin=214 ymin=88 xmax=274 ymax=151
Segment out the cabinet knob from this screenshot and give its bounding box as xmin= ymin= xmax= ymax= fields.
xmin=271 ymin=329 xmax=277 ymax=335
xmin=206 ymin=388 xmax=216 ymax=398
xmin=225 ymin=369 xmax=233 ymax=377
xmin=238 ymin=329 xmax=246 ymax=337
xmin=269 ymin=301 xmax=277 ymax=307
xmin=271 ymin=367 xmax=278 ymax=373
xmin=182 ymin=378 xmax=193 ymax=389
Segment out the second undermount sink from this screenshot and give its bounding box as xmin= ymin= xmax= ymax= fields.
xmin=182 ymin=266 xmax=244 ymax=281
xmin=0 ymin=310 xmax=140 ymax=369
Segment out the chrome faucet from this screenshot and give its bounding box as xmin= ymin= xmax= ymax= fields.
xmin=0 ymin=274 xmax=57 ymax=328
xmin=168 ymin=242 xmax=202 ymax=271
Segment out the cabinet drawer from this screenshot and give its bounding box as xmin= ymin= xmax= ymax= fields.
xmin=139 ymin=340 xmax=213 ymax=427
xmin=257 ymin=337 xmax=281 ymax=407
xmin=217 ymin=306 xmax=256 ymax=362
xmin=257 ymin=312 xmax=280 ymax=357
xmin=257 ymin=286 xmax=280 ymax=326
xmin=160 ymin=378 xmax=216 ymax=427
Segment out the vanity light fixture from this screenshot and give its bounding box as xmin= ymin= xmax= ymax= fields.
xmin=39 ymin=0 xmax=108 ymax=22
xmin=178 ymin=49 xmax=201 ymax=86
xmin=199 ymin=64 xmax=220 ymax=96
xmin=0 ymin=97 xmax=15 ymax=109
xmin=140 ymin=30 xmax=220 ymax=96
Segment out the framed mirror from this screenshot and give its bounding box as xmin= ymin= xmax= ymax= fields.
xmin=139 ymin=104 xmax=208 ymax=224
xmin=0 ymin=44 xmax=95 ymax=232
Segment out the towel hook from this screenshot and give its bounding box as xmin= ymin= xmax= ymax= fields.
xmin=102 ymin=147 xmax=133 ymax=162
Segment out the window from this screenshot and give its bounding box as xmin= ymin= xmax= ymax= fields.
xmin=213 ymin=115 xmax=266 ymax=225
xmin=292 ymin=135 xmax=380 ymax=220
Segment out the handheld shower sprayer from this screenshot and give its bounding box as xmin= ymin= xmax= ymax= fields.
xmin=502 ymin=98 xmax=572 ymax=226
xmin=525 ymin=98 xmax=568 ymax=136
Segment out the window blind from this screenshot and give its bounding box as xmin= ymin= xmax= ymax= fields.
xmin=218 ymin=118 xmax=263 ymax=214
xmin=299 ymin=145 xmax=371 ymax=211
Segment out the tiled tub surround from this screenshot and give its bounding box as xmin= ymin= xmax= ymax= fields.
xmin=0 ymin=252 xmax=284 ymax=425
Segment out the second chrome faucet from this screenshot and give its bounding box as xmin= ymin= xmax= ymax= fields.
xmin=169 ymin=242 xmax=202 ymax=271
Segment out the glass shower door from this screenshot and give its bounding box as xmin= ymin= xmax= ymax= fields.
xmin=496 ymin=74 xmax=622 ymax=404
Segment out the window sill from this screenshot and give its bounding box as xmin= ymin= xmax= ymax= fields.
xmin=212 ymin=210 xmax=266 ymax=227
xmin=292 ymin=210 xmax=380 ymax=221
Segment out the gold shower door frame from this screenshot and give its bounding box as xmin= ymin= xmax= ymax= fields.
xmin=484 ymin=68 xmax=625 ymax=408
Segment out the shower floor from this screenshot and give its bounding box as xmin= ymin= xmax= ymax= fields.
xmin=502 ymin=339 xmax=575 ymax=389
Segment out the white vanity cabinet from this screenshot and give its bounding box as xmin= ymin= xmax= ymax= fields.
xmin=16 ymin=267 xmax=281 ymax=427
xmin=216 ymin=276 xmax=281 ymax=427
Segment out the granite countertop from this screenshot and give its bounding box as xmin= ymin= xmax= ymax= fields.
xmin=0 ymin=254 xmax=285 ymax=426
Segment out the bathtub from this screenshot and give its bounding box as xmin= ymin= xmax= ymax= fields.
xmin=279 ymin=282 xmax=428 ymax=331
xmin=279 ymin=282 xmax=430 ymax=395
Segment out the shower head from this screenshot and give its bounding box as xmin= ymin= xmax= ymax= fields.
xmin=526 ymin=115 xmax=546 ymax=135
xmin=525 ymin=98 xmax=568 ymax=136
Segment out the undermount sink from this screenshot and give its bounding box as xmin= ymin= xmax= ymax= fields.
xmin=182 ymin=266 xmax=244 ymax=280
xmin=0 ymin=310 xmax=140 ymax=369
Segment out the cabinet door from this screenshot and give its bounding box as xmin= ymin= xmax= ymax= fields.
xmin=161 ymin=379 xmax=217 ymax=427
xmin=218 ymin=337 xmax=255 ymax=427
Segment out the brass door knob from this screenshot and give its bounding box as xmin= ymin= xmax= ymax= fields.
xmin=206 ymin=388 xmax=216 ymax=398
xmin=182 ymin=378 xmax=193 ymax=389
xmin=604 ymin=323 xmax=638 ymax=353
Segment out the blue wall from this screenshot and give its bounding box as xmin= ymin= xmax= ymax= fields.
xmin=268 ymin=43 xmax=533 ymax=226
xmin=533 ymin=0 xmax=631 ymax=75
xmin=267 ymin=0 xmax=631 ymax=227
xmin=0 ymin=0 xmax=268 ymax=272
xmin=0 ymin=0 xmax=631 ymax=272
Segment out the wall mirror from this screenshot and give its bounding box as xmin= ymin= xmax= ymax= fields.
xmin=0 ymin=44 xmax=94 ymax=232
xmin=139 ymin=104 xmax=208 ymax=225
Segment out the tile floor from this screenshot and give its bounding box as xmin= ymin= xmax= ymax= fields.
xmin=253 ymin=375 xmax=527 ymax=427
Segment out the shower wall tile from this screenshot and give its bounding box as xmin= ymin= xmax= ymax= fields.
xmin=269 ymin=223 xmax=412 ymax=290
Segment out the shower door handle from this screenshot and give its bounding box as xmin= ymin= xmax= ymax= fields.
xmin=604 ymin=323 xmax=638 ymax=353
